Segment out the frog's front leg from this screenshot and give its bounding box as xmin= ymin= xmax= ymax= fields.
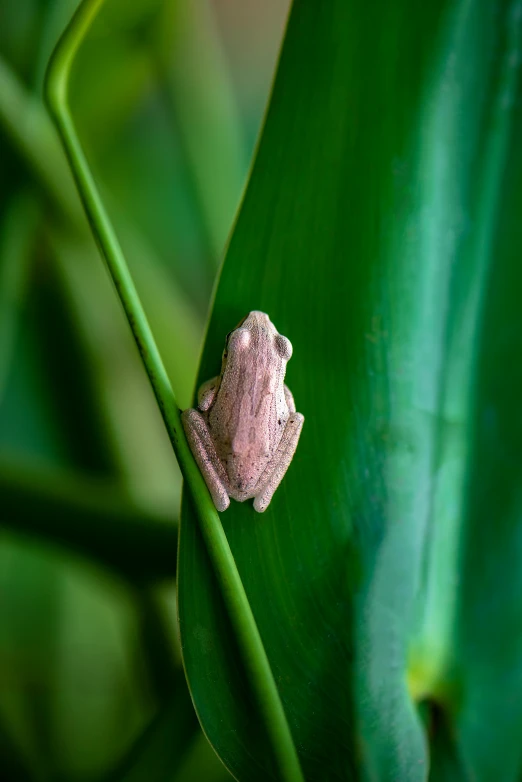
xmin=253 ymin=412 xmax=304 ymax=513
xmin=197 ymin=376 xmax=220 ymax=411
xmin=181 ymin=408 xmax=230 ymax=511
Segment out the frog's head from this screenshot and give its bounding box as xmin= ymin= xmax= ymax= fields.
xmin=222 ymin=311 xmax=293 ymax=372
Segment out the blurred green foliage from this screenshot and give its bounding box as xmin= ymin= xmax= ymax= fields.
xmin=4 ymin=0 xmax=522 ymax=779
xmin=0 ymin=0 xmax=289 ymax=779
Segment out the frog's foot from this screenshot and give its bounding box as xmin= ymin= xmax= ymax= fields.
xmin=181 ymin=408 xmax=230 ymax=512
xmin=253 ymin=412 xmax=304 ymax=513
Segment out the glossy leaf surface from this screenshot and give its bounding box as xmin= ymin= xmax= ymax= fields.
xmin=177 ymin=0 xmax=522 ymax=779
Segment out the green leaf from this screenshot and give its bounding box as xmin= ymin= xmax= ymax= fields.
xmin=178 ymin=0 xmax=522 ymax=779
xmin=104 ymin=678 xmax=198 ymax=782
xmin=447 ymin=19 xmax=522 ymax=782
xmin=0 ymin=192 xmax=38 ymax=402
xmin=151 ymin=0 xmax=248 ymax=260
xmin=0 ymin=459 xmax=177 ymax=583
xmin=0 ymin=711 xmax=35 ymax=782
xmin=421 ymin=703 xmax=471 ymax=781
xmin=0 ymin=537 xmax=154 ymax=781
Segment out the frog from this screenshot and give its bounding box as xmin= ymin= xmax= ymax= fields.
xmin=182 ymin=311 xmax=304 ymax=512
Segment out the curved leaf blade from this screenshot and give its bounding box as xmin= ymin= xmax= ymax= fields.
xmin=177 ymin=0 xmax=471 ymax=778
xmin=177 ymin=0 xmax=522 ymax=779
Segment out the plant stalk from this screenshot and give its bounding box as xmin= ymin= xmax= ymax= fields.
xmin=44 ymin=2 xmax=303 ymax=779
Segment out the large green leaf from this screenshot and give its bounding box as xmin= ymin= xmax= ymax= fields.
xmin=178 ymin=0 xmax=522 ymax=779
xmin=447 ymin=52 xmax=522 ymax=781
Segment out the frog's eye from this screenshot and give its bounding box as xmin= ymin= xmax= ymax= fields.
xmin=229 ymin=328 xmax=251 ymax=350
xmin=275 ymin=335 xmax=293 ymax=360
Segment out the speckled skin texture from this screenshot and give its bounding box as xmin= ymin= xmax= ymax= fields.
xmin=182 ymin=311 xmax=304 ymax=512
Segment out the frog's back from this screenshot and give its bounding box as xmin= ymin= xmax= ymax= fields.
xmin=208 ymin=311 xmax=290 ymax=497
xmin=225 ymin=389 xmax=288 ymax=498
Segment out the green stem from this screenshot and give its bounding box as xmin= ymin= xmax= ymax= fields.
xmin=44 ymin=3 xmax=303 ymax=780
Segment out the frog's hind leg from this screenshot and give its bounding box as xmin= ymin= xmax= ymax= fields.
xmin=253 ymin=412 xmax=304 ymax=513
xmin=181 ymin=408 xmax=230 ymax=512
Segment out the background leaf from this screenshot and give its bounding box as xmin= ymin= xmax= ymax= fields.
xmin=0 ymin=1 xmax=289 ymax=779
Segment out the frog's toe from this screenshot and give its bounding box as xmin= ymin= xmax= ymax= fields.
xmin=253 ymin=494 xmax=270 ymax=513
xmin=215 ymin=492 xmax=230 ymax=512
